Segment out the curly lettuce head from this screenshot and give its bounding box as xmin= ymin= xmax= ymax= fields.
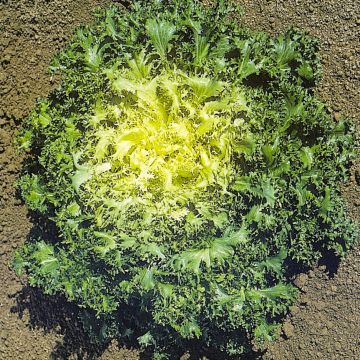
xmin=14 ymin=0 xmax=356 ymax=357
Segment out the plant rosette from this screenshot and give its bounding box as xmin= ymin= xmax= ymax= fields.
xmin=13 ymin=0 xmax=357 ymax=358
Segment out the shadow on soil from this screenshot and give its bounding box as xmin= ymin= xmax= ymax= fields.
xmin=10 ymin=285 xmax=265 ymax=359
xmin=10 ymin=286 xmax=108 ymax=360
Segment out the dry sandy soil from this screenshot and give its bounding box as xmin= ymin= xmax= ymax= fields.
xmin=0 ymin=0 xmax=359 ymax=359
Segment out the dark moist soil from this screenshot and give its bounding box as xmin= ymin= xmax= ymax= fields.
xmin=0 ymin=0 xmax=359 ymax=359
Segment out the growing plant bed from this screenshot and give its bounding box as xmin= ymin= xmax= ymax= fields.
xmin=0 ymin=0 xmax=358 ymax=360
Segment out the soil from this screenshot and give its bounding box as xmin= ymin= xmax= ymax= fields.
xmin=0 ymin=0 xmax=359 ymax=359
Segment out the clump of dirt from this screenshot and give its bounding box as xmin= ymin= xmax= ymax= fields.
xmin=0 ymin=0 xmax=358 ymax=359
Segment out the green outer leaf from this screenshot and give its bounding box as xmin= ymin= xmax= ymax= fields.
xmin=145 ymin=18 xmax=176 ymax=59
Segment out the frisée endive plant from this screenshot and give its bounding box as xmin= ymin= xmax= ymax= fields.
xmin=13 ymin=0 xmax=357 ymax=357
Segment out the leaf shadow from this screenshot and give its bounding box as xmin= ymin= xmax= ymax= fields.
xmin=10 ymin=286 xmax=109 ymax=360
xmin=9 ymin=283 xmax=264 ymax=360
xmin=9 ymin=284 xmax=265 ymax=359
